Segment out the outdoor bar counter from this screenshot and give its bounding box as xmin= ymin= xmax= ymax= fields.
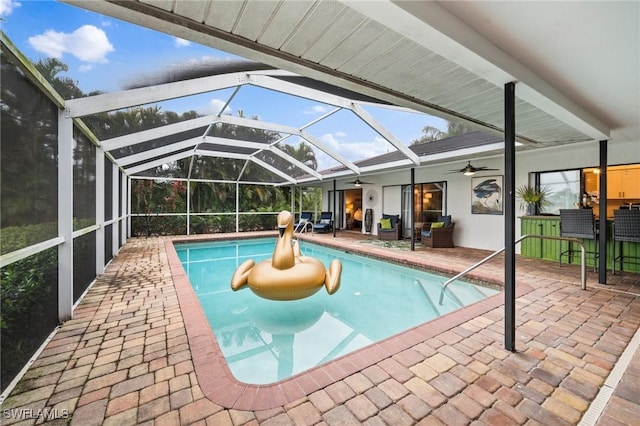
xmin=520 ymin=215 xmax=640 ymax=273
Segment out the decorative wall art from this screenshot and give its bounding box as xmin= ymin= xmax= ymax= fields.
xmin=471 ymin=175 xmax=503 ymax=215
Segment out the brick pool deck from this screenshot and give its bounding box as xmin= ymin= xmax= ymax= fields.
xmin=1 ymin=231 xmax=639 ymax=425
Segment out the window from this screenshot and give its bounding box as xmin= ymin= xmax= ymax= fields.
xmin=538 ymin=170 xmax=580 ymax=214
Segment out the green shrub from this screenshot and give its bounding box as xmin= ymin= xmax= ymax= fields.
xmin=1 ymin=247 xmax=58 ymax=391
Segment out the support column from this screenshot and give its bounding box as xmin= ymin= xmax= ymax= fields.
xmin=599 ymin=140 xmax=608 ymax=283
xmin=112 ymin=164 xmax=119 ymax=256
xmin=290 ymin=185 xmax=295 ymax=215
xmin=235 ymin=182 xmax=240 ymax=233
xmin=186 ymin=178 xmax=190 ymax=236
xmin=504 ymin=82 xmax=517 ymax=352
xmin=58 ymin=111 xmax=73 ymax=322
xmin=332 ymin=180 xmax=337 ymax=237
xmin=121 ymin=171 xmax=127 ymax=244
xmin=127 ymin=176 xmax=132 ymax=238
xmin=411 ymin=168 xmax=415 ymax=251
xmin=96 ymin=150 xmax=105 ymax=275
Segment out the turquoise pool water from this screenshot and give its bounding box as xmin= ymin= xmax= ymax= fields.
xmin=175 ymin=239 xmax=498 ymax=385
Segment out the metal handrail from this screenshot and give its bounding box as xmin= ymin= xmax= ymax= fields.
xmin=438 ymin=234 xmax=586 ymax=305
xmin=294 ymin=220 xmax=313 ymax=235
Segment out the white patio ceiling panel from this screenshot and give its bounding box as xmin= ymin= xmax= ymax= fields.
xmin=66 ymin=0 xmax=601 ymax=149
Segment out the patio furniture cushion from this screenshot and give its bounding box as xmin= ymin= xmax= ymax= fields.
xmin=438 ymin=215 xmax=452 ymax=227
xmin=380 ymin=218 xmax=392 ymax=229
xmin=382 ymin=214 xmax=400 ymax=228
xmin=431 ymin=222 xmax=445 ymax=229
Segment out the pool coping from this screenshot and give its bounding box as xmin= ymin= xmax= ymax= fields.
xmin=165 ymin=236 xmax=534 ymax=410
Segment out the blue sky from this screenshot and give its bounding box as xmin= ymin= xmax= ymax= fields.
xmin=1 ymin=0 xmax=448 ymax=171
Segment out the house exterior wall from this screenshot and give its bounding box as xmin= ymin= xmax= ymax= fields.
xmin=381 ymin=185 xmax=402 ymax=219
xmin=320 ymin=138 xmax=640 ymax=252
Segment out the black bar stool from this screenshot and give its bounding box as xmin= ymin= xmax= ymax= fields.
xmin=559 ymin=209 xmax=599 ymax=271
xmin=612 ymin=209 xmax=640 ymax=274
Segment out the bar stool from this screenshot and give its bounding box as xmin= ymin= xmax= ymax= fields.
xmin=612 ymin=209 xmax=640 ymax=274
xmin=559 ymin=209 xmax=599 ymax=271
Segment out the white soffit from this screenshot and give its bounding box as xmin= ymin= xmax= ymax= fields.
xmin=372 ymin=0 xmax=610 ymax=140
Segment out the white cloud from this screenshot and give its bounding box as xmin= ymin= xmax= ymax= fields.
xmin=304 ymin=105 xmax=330 ymax=115
xmin=320 ymin=133 xmax=390 ymax=163
xmin=78 ymin=64 xmax=94 ymax=73
xmin=28 ymin=25 xmax=114 ymax=63
xmin=203 ymin=98 xmax=233 ymax=115
xmin=0 ymin=0 xmax=20 ymax=17
xmin=174 ymin=37 xmax=191 ymax=47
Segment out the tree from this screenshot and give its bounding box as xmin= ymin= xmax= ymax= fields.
xmin=411 ymin=126 xmax=445 ymax=145
xmin=411 ymin=120 xmax=475 ymax=145
xmin=34 ymin=58 xmax=84 ymax=100
xmin=446 ymin=121 xmax=474 ymax=137
xmin=279 ymin=142 xmax=318 ymax=171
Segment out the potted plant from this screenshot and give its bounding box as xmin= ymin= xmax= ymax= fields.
xmin=516 ymin=185 xmax=550 ymax=215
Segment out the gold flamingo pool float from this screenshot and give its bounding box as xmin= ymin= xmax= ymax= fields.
xmin=231 ymin=210 xmax=342 ymax=300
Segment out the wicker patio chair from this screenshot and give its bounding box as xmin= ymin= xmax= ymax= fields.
xmin=421 ymin=215 xmax=455 ymax=248
xmin=378 ymin=214 xmax=402 ymax=240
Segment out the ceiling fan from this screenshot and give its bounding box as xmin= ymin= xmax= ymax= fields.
xmin=447 ymin=161 xmax=499 ymax=176
xmin=347 ymin=178 xmax=373 ymax=187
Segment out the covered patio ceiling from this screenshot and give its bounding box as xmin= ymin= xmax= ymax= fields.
xmin=62 ymin=0 xmax=639 ymax=184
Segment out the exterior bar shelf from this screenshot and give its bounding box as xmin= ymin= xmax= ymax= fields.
xmin=520 ymin=215 xmax=640 ymax=272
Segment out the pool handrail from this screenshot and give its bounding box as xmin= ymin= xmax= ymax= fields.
xmin=294 ymin=219 xmax=313 ymax=235
xmin=438 ymin=234 xmax=586 ymax=305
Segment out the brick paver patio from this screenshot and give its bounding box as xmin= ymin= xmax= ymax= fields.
xmin=1 ymin=232 xmax=639 ymax=425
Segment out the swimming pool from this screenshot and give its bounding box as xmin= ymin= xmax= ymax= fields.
xmin=175 ymin=238 xmax=498 ymax=385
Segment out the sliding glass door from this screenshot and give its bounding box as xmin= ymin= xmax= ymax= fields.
xmin=401 ymin=182 xmax=446 ymax=238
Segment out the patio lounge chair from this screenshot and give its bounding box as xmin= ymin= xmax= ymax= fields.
xmin=421 ymin=215 xmax=455 ymax=248
xmin=294 ymin=211 xmax=313 ymax=232
xmin=313 ymin=212 xmax=333 ymax=233
xmin=378 ymin=214 xmax=402 ymax=240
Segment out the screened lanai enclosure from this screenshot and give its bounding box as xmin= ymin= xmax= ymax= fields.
xmin=2 ymin=0 xmax=638 ymax=398
xmin=0 ymin=31 xmax=455 ymax=390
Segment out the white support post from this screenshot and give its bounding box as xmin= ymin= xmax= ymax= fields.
xmin=96 ymin=149 xmax=105 ymax=275
xmin=235 ymin=182 xmax=240 ymax=233
xmin=112 ymin=163 xmax=119 ymax=256
xmin=186 ymin=179 xmax=191 ymax=235
xmin=58 ymin=110 xmax=73 ymax=322
xmin=127 ymin=176 xmax=132 ymax=238
xmin=299 ymin=187 xmax=302 ymax=216
xmin=121 ymin=171 xmax=127 ymax=244
xmin=127 ymin=176 xmax=133 ymax=238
